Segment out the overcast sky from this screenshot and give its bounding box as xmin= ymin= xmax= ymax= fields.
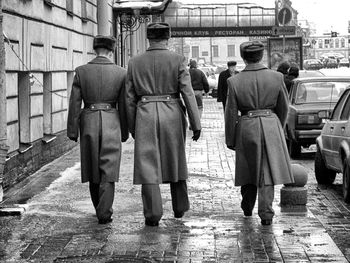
xmin=177 ymin=0 xmax=350 ymax=35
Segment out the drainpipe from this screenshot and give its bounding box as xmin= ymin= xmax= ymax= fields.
xmin=97 ymin=0 xmax=110 ymax=35
xmin=0 ymin=0 xmax=8 ymax=202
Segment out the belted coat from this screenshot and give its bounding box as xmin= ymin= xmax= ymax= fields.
xmin=225 ymin=63 xmax=294 ymax=187
xmin=67 ymin=56 xmax=128 ymax=184
xmin=125 ymin=44 xmax=201 ymax=184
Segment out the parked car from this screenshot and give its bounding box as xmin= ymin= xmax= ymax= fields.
xmin=209 ymin=66 xmax=227 ymax=98
xmin=338 ymin=58 xmax=350 ymax=68
xmin=324 ymin=58 xmax=338 ymax=68
xmin=315 ymin=86 xmax=350 ymax=203
xmin=303 ymin=59 xmax=323 ymax=70
xmin=286 ymin=76 xmax=350 ymax=157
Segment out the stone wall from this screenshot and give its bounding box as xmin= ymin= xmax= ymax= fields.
xmin=1 ymin=0 xmax=113 ymax=191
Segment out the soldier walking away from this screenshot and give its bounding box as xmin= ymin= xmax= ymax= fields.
xmin=188 ymin=60 xmax=209 ymax=119
xmin=225 ymin=41 xmax=294 ymax=226
xmin=217 ymin=61 xmax=239 ymax=111
xmin=125 ymin=22 xmax=201 ymax=227
xmin=67 ymin=35 xmax=129 ymax=224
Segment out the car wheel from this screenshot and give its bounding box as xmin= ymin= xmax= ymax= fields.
xmin=315 ymin=146 xmax=336 ymax=184
xmin=287 ymin=138 xmax=301 ymax=158
xmin=342 ymin=159 xmax=350 ymax=203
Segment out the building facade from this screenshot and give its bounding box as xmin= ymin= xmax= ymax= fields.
xmin=0 ymin=0 xmax=114 ymax=197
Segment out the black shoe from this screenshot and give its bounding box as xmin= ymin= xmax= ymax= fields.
xmin=261 ymin=219 xmax=272 ymax=225
xmin=244 ymin=211 xmax=252 ymax=217
xmin=98 ymin=218 xmax=113 ymax=224
xmin=174 ymin=212 xmax=185 ymax=218
xmin=145 ymin=219 xmax=159 ymax=227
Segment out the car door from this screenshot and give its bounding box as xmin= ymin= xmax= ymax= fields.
xmin=331 ymin=91 xmax=350 ymax=169
xmin=324 ymin=89 xmax=350 ymax=169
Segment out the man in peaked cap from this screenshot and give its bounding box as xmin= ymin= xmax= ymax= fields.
xmin=217 ymin=60 xmax=239 ymax=110
xmin=67 ymin=35 xmax=129 ymax=224
xmin=225 ymin=41 xmax=294 ymax=226
xmin=125 ymin=22 xmax=201 ymax=227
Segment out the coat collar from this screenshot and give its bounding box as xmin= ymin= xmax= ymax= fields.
xmin=88 ymin=56 xmax=114 ymax=64
xmin=242 ymin=62 xmax=267 ymax=72
xmin=147 ymin=43 xmax=169 ymax=51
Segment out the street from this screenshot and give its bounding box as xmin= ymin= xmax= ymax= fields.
xmin=0 ymin=98 xmax=350 ymax=263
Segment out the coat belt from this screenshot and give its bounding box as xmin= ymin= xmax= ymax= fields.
xmin=140 ymin=93 xmax=180 ymax=103
xmin=241 ymin=109 xmax=274 ymax=118
xmin=84 ymin=103 xmax=117 ymax=110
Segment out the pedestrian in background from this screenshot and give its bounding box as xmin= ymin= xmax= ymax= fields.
xmin=67 ymin=35 xmax=129 ymax=224
xmin=125 ymin=22 xmax=201 ymax=227
xmin=217 ymin=61 xmax=239 ymax=110
xmin=284 ymin=66 xmax=299 ymax=92
xmin=225 ymin=41 xmax=294 ymax=226
xmin=189 ymin=60 xmax=209 ymax=119
xmin=276 ymin=61 xmax=290 ymax=76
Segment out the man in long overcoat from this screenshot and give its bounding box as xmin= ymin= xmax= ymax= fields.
xmin=67 ymin=35 xmax=128 ymax=224
xmin=217 ymin=61 xmax=239 ymax=110
xmin=125 ymin=22 xmax=201 ymax=227
xmin=225 ymin=41 xmax=294 ymax=225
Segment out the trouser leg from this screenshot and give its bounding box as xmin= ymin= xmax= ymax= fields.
xmin=89 ymin=182 xmax=115 ymax=220
xmin=240 ymin=184 xmax=257 ymax=214
xmin=198 ymin=107 xmax=203 ymax=119
xmin=257 ymin=184 xmax=275 ymax=220
xmin=89 ymin=183 xmax=99 ymax=209
xmin=170 ymin=180 xmax=190 ymax=215
xmin=141 ymin=184 xmax=163 ymax=222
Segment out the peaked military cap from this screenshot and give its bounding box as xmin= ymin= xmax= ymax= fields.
xmin=240 ymin=41 xmax=264 ymax=61
xmin=147 ymin=22 xmax=171 ymax=39
xmin=93 ymin=35 xmax=116 ymax=51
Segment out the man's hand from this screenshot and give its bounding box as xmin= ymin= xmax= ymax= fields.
xmin=192 ymin=130 xmax=201 ymax=141
xmin=227 ymin=145 xmax=235 ymax=151
xmin=69 ymin=137 xmax=78 ymax=142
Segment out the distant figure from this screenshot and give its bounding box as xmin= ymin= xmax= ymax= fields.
xmin=277 ymin=61 xmax=290 ymax=75
xmin=217 ymin=61 xmax=239 ymax=110
xmin=284 ymin=66 xmax=299 ymax=92
xmin=225 ymin=41 xmax=294 ymax=226
xmin=67 ymin=35 xmax=129 ymax=224
xmin=189 ymin=60 xmax=209 ymax=119
xmin=125 ymin=22 xmax=201 ymax=227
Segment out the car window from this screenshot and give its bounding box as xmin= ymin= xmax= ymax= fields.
xmin=295 ymin=81 xmax=350 ymax=104
xmin=332 ymin=89 xmax=350 ymax=120
xmin=340 ymin=88 xmax=350 ymax=120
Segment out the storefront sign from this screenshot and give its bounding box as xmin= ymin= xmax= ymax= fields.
xmin=171 ymin=26 xmax=274 ymax=38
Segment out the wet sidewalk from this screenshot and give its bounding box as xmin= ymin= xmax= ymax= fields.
xmin=0 ymin=98 xmax=350 ymax=263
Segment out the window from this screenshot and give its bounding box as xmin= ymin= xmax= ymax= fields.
xmin=332 ymin=89 xmax=350 ymax=120
xmin=335 ymin=38 xmax=339 ymax=48
xmin=191 ymin=46 xmax=199 ymax=58
xmin=202 ymin=51 xmax=208 ymax=56
xmin=81 ymin=0 xmax=88 ymax=22
xmin=341 ymin=38 xmax=345 ymax=48
xmin=227 ymin=45 xmax=235 ymax=57
xmin=212 ymin=45 xmax=219 ymax=57
xmin=330 ymin=39 xmax=334 ymax=48
xmin=318 ymin=39 xmax=323 ymax=49
xmin=66 ymin=0 xmax=73 ymax=16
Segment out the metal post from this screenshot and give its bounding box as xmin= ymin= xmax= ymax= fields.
xmin=0 ymin=0 xmax=8 ymax=202
xmin=97 ymin=0 xmax=110 ymax=35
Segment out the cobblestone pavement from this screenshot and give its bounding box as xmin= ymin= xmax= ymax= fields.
xmin=0 ymin=98 xmax=350 ymax=263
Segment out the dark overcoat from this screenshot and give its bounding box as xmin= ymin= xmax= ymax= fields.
xmin=125 ymin=44 xmax=201 ymax=184
xmin=67 ymin=56 xmax=128 ymax=183
xmin=217 ymin=69 xmax=239 ymax=106
xmin=225 ymin=63 xmax=294 ymax=186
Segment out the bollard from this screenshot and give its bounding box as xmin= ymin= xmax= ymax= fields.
xmin=280 ymin=164 xmax=308 ymax=206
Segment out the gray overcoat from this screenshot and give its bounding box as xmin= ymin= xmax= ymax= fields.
xmin=125 ymin=44 xmax=201 ymax=184
xmin=67 ymin=56 xmax=128 ymax=184
xmin=225 ymin=63 xmax=294 ymax=186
